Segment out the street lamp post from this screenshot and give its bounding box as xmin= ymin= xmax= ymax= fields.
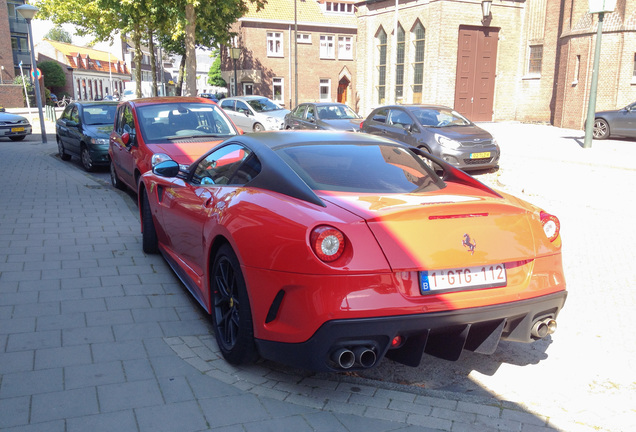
xmin=583 ymin=0 xmax=616 ymax=149
xmin=230 ymin=47 xmax=240 ymax=97
xmin=16 ymin=3 xmax=47 ymax=144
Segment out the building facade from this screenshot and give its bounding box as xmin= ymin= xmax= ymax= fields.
xmin=36 ymin=39 xmax=130 ymax=100
xmin=221 ymin=0 xmax=358 ymax=110
xmin=552 ymin=0 xmax=636 ymax=129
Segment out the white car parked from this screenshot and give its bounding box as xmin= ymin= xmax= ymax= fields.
xmin=219 ymin=96 xmax=289 ymax=132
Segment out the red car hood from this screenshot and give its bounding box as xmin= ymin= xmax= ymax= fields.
xmin=319 ymin=189 xmax=536 ymax=271
xmin=146 ymin=141 xmax=221 ymax=165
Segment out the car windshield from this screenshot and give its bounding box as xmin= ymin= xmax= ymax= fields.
xmin=318 ymin=105 xmax=360 ymax=120
xmin=82 ymin=105 xmax=117 ymax=125
xmin=276 ymin=144 xmax=444 ymax=193
xmin=136 ymin=103 xmax=237 ymax=142
xmin=413 ymin=108 xmax=471 ymax=127
xmin=247 ymin=98 xmax=283 ymax=112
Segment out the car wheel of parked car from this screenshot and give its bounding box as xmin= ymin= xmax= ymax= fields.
xmin=253 ymin=123 xmax=265 ymax=132
xmin=9 ymin=135 xmax=25 ymax=141
xmin=141 ymin=192 xmax=159 ymax=254
xmin=80 ymin=146 xmax=95 ymax=172
xmin=57 ymin=137 xmax=71 ymax=161
xmin=110 ymin=161 xmax=125 ymax=190
xmin=593 ymin=118 xmax=610 ymax=140
xmin=211 ymin=244 xmax=257 ymax=365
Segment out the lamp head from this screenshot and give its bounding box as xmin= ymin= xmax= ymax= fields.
xmin=16 ymin=4 xmax=39 ymax=20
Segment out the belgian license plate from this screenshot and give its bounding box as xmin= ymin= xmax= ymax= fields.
xmin=11 ymin=127 xmax=25 ymax=132
xmin=470 ymin=152 xmax=491 ymax=159
xmin=421 ymin=264 xmax=506 ymax=293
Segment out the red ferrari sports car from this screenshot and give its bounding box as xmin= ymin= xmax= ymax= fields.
xmin=139 ymin=131 xmax=566 ymax=371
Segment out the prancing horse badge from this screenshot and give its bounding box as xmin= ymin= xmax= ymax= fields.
xmin=462 ymin=234 xmax=476 ymax=255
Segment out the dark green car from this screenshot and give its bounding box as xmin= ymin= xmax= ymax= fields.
xmin=56 ymin=102 xmax=118 ymax=171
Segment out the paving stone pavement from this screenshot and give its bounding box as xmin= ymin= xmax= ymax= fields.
xmin=1 ymin=123 xmax=634 ymax=432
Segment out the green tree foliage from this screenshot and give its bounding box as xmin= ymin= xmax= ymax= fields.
xmin=208 ymin=56 xmax=226 ymax=87
xmin=44 ymin=26 xmax=72 ymax=43
xmin=38 ymin=61 xmax=66 ymax=88
xmin=33 ymin=0 xmax=267 ymax=96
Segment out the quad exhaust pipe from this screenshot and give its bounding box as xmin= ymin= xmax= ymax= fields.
xmin=531 ymin=318 xmax=557 ymax=339
xmin=331 ymin=346 xmax=377 ymax=369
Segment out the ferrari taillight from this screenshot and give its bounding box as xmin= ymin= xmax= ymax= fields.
xmin=310 ymin=225 xmax=345 ymax=262
xmin=540 ymin=211 xmax=560 ymax=242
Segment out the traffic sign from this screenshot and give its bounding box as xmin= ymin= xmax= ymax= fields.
xmin=30 ymin=68 xmax=42 ymax=80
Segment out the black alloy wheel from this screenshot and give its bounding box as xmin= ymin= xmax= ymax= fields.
xmin=141 ymin=191 xmax=159 ymax=254
xmin=57 ymin=137 xmax=71 ymax=161
xmin=110 ymin=161 xmax=125 ymax=190
xmin=81 ymin=146 xmax=94 ymax=172
xmin=211 ymin=244 xmax=257 ymax=365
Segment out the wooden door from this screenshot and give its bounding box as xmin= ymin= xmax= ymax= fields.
xmin=454 ymin=26 xmax=498 ymax=122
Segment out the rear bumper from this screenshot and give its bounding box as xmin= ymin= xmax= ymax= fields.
xmin=255 ymin=291 xmax=567 ymax=372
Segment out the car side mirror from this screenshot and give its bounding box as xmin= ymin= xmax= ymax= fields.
xmin=122 ymin=132 xmax=136 ymax=146
xmin=153 ymin=160 xmax=180 ymax=178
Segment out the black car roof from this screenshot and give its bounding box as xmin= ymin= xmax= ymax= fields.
xmin=206 ymin=131 xmax=407 ymax=207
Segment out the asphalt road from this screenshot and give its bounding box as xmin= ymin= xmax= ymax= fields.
xmin=51 ymin=123 xmax=636 ymax=432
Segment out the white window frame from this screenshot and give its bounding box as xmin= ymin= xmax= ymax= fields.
xmin=319 ymin=78 xmax=331 ymax=101
xmin=320 ymin=35 xmax=335 ymax=59
xmin=272 ymin=77 xmax=284 ymax=103
xmin=338 ymin=36 xmax=353 ymax=60
xmin=267 ymin=32 xmax=284 ymax=57
xmin=297 ymin=33 xmax=311 ymax=44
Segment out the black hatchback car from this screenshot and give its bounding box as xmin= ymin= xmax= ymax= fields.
xmin=284 ymin=102 xmax=362 ymax=132
xmin=361 ymin=105 xmax=500 ymax=171
xmin=56 ymin=102 xmax=118 ymax=171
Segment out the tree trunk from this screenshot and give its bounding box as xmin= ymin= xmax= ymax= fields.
xmin=132 ymin=23 xmax=143 ymax=98
xmin=184 ymin=2 xmax=197 ymax=96
xmin=148 ymin=27 xmax=158 ymax=97
xmin=176 ymin=55 xmax=186 ymax=96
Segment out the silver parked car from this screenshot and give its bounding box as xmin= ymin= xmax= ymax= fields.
xmin=220 ymin=96 xmax=289 ymax=132
xmin=361 ymin=105 xmax=500 ymax=171
xmin=0 ymin=111 xmax=32 ymax=141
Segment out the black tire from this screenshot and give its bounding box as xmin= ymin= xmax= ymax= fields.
xmin=110 ymin=161 xmax=125 ymax=190
xmin=80 ymin=146 xmax=94 ymax=172
xmin=57 ymin=138 xmax=71 ymax=161
xmin=211 ymin=244 xmax=257 ymax=365
xmin=141 ymin=191 xmax=159 ymax=254
xmin=253 ymin=123 xmax=265 ymax=132
xmin=9 ymin=135 xmax=26 ymax=141
xmin=593 ymin=118 xmax=610 ymax=140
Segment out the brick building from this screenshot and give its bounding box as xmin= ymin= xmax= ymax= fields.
xmin=553 ymin=1 xmax=636 ymax=129
xmin=221 ymin=0 xmax=358 ymax=110
xmin=355 ymin=0 xmax=557 ymax=122
xmin=357 ymin=0 xmax=636 ymax=127
xmin=1 ymin=0 xmax=30 ymax=107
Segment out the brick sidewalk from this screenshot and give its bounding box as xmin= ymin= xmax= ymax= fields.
xmin=1 ymin=129 xmax=632 ymax=432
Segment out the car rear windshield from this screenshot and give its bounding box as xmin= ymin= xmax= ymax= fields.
xmin=276 ymin=144 xmax=444 ymax=193
xmin=413 ymin=107 xmax=471 ymax=127
xmin=247 ymin=98 xmax=283 ymax=113
xmin=136 ymin=103 xmax=237 ymax=142
xmin=83 ymin=105 xmax=117 ymax=125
